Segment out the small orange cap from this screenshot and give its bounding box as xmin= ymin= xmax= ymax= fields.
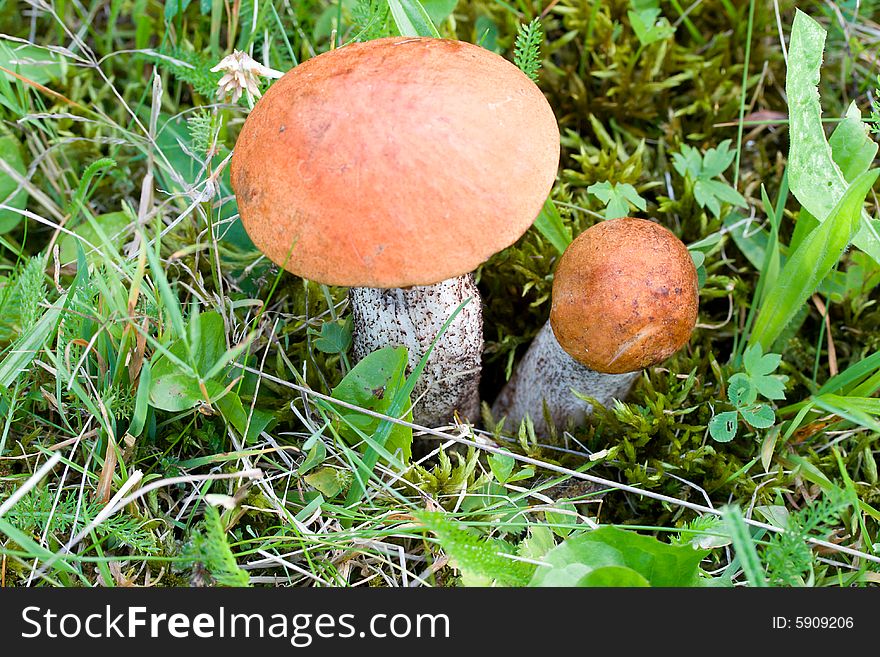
xmin=550 ymin=218 xmax=699 ymax=374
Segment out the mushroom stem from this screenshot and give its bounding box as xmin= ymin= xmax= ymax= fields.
xmin=491 ymin=321 xmax=638 ymax=436
xmin=349 ymin=274 xmax=482 ymax=427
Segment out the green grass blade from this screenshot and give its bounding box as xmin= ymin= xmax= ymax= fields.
xmin=533 ymin=198 xmax=571 ymax=255
xmin=0 ymin=296 xmax=64 ymax=387
xmin=722 ymin=505 xmax=768 ymax=587
xmin=749 ymin=169 xmax=879 ymax=350
xmin=388 ymin=0 xmax=441 ymax=37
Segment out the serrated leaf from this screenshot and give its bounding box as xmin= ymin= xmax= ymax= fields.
xmin=743 ymin=344 xmax=778 ymax=376
xmin=740 ymin=404 xmax=775 ymax=429
xmin=701 ymin=139 xmax=737 ymax=178
xmin=311 ymin=318 xmax=352 ymax=355
xmin=628 ymin=8 xmax=674 ymax=46
xmin=754 ymin=376 xmax=786 ymax=401
xmin=728 ymin=373 xmax=757 ymax=407
xmin=487 ymin=450 xmax=515 ymax=484
xmin=709 ymin=411 xmax=739 ymax=443
xmin=588 ymin=181 xmax=647 ymax=220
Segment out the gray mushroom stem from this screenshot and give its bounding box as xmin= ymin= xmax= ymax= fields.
xmin=349 ymin=274 xmax=482 ymax=428
xmin=491 ymin=322 xmax=638 ymax=437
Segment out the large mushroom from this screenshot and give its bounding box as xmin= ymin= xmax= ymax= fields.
xmin=230 ymin=37 xmax=559 ymax=426
xmin=492 ymin=218 xmax=699 ymax=436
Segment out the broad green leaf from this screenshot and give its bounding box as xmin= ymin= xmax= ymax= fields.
xmin=577 ymin=566 xmax=651 ymax=587
xmin=420 ymin=0 xmax=457 ymax=23
xmin=724 ymin=212 xmax=847 ymax=299
xmin=671 ymin=145 xmax=702 ymax=178
xmin=529 ymin=526 xmax=707 ymax=587
xmin=829 ymin=102 xmax=878 ymax=182
xmin=757 ymin=184 xmax=783 ymax=306
xmin=753 ymin=376 xmax=786 ymax=401
xmin=749 ymin=169 xmax=879 ymax=351
xmin=708 ymin=411 xmax=738 ymax=443
xmin=818 ymin=350 xmax=880 ymax=396
xmin=148 ymin=312 xmax=235 ymax=411
xmin=518 ymin=525 xmax=556 ymax=560
xmin=475 ymin=15 xmax=499 ymax=51
xmin=532 ymin=198 xmax=571 ymax=254
xmin=786 ymin=10 xmax=880 ymax=264
xmin=387 ymin=0 xmax=441 ymax=37
xmin=148 ymin=371 xmax=226 ymax=412
xmin=304 ymin=467 xmax=349 ymax=498
xmin=0 ymin=130 xmax=27 ymax=233
xmin=0 ymin=42 xmax=65 ymax=85
xmin=297 ymin=439 xmax=327 ymax=476
xmin=741 ymin=344 xmax=787 ymax=400
xmin=701 ymin=139 xmax=738 ymax=177
xmin=342 ymin=298 xmax=470 ymax=506
xmin=690 ymin=250 xmax=707 ymax=288
xmin=329 ymin=346 xmax=413 ymax=464
xmin=57 ymin=211 xmax=130 ymax=263
xmin=215 ymin=392 xmax=275 ymax=444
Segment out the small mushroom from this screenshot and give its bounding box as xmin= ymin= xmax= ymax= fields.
xmin=492 ymin=217 xmax=699 ymax=436
xmin=231 ymin=37 xmax=560 ymax=426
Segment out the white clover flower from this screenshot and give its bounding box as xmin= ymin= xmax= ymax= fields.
xmin=210 ymin=50 xmax=283 ymax=107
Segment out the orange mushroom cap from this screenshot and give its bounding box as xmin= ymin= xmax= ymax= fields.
xmin=549 ymin=218 xmax=699 ymax=374
xmin=230 ymin=37 xmax=560 ymax=288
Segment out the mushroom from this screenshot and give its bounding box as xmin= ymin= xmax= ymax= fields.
xmin=230 ymin=37 xmax=559 ymax=426
xmin=492 ymin=217 xmax=699 ymax=436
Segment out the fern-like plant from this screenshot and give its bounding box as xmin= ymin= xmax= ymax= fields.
xmin=514 ymin=18 xmax=543 ymax=83
xmin=185 ymin=505 xmax=250 ymax=587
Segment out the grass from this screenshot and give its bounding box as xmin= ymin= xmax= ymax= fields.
xmin=1 ymin=0 xmax=880 ymax=587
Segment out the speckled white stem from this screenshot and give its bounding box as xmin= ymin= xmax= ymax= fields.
xmin=349 ymin=275 xmax=482 ymax=428
xmin=492 ymin=321 xmax=638 ymax=436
